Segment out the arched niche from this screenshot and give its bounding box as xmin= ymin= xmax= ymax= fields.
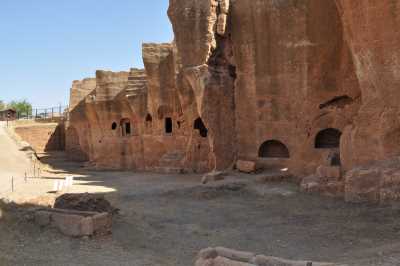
xmin=258 ymin=140 xmax=290 ymax=158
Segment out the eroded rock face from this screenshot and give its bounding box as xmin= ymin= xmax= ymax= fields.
xmin=66 ymin=0 xmax=400 ymax=201
xmin=66 ymin=43 xmax=212 ymax=172
xmin=335 ymin=1 xmax=400 ymax=168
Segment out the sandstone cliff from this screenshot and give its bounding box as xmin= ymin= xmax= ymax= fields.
xmin=66 ymin=0 xmax=400 ymax=202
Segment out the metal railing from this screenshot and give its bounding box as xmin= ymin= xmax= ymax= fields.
xmin=16 ymin=105 xmax=69 ymax=121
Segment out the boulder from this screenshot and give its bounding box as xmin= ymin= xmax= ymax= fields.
xmin=51 ymin=212 xmax=85 ymax=237
xmin=236 ymin=160 xmax=257 ymax=173
xmin=34 ymin=208 xmax=112 ymax=237
xmin=194 ymin=247 xmax=346 ymax=266
xmin=92 ymin=212 xmax=112 ymax=235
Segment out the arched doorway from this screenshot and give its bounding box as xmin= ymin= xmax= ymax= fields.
xmin=315 ymin=128 xmax=342 ymax=149
xmin=145 ymin=114 xmax=153 ymax=128
xmin=258 ymin=140 xmax=290 ymax=158
xmin=165 ymin=117 xmax=173 ymax=134
xmin=194 ymin=117 xmax=208 ymax=138
xmin=315 ymin=128 xmax=342 ymax=166
xmin=120 ymin=118 xmax=132 ymax=137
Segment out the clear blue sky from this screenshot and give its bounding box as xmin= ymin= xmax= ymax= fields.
xmin=0 ymin=0 xmax=173 ymax=108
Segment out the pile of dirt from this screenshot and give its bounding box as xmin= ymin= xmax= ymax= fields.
xmin=54 ymin=193 xmax=119 ymax=214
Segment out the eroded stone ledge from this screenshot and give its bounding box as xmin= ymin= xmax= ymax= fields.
xmin=195 ymin=247 xmax=347 ymax=266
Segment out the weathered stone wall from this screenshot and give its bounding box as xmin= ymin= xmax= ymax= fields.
xmin=229 ymin=0 xmax=361 ymax=175
xmin=67 ymin=44 xmax=211 ymax=172
xmin=66 ymin=0 xmax=400 ymax=201
xmin=66 ymin=78 xmax=96 ymax=161
xmin=169 ymin=0 xmax=237 ymax=171
xmin=14 ymin=123 xmax=65 ymax=152
xmin=335 ymin=1 xmax=400 ymax=169
xmin=334 ymin=1 xmax=400 ymax=202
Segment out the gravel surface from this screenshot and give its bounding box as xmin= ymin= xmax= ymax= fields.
xmin=1 ymin=123 xmax=400 ymax=265
xmin=2 ymin=170 xmax=400 ymax=266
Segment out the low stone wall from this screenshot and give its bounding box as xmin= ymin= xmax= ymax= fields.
xmin=195 ymin=247 xmax=346 ymax=266
xmin=13 ymin=122 xmax=65 ymax=152
xmin=35 ymin=208 xmax=112 ymax=237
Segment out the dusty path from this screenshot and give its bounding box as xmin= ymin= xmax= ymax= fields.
xmin=0 ymin=122 xmax=32 ymax=195
xmin=0 ymin=137 xmax=400 ymax=265
xmin=1 ymin=168 xmax=400 ymax=265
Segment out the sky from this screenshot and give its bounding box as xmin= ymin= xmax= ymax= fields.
xmin=0 ymin=0 xmax=173 ymax=108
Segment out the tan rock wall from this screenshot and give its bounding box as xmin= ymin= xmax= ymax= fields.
xmin=335 ymin=0 xmax=400 ymax=168
xmin=230 ymin=0 xmax=360 ymax=175
xmin=69 ymin=78 xmax=96 ymax=110
xmin=66 ymin=78 xmax=96 ymax=161
xmin=66 ymin=0 xmax=400 ymax=201
xmin=14 ymin=123 xmax=65 ymax=152
xmin=67 ymin=43 xmax=212 ymax=172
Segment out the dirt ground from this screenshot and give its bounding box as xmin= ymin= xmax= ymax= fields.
xmin=0 ymin=121 xmax=32 ymax=188
xmin=2 ymin=160 xmax=400 ymax=266
xmin=1 ymin=122 xmax=400 ymax=265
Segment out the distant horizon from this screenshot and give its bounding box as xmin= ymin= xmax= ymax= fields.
xmin=0 ymin=1 xmax=173 ymax=108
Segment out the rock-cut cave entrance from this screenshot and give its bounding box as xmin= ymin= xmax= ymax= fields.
xmin=165 ymin=117 xmax=173 ymax=134
xmin=194 ymin=117 xmax=208 ymax=138
xmin=121 ymin=118 xmax=132 ymax=137
xmin=145 ymin=114 xmax=153 ymax=127
xmin=315 ymin=128 xmax=342 ymax=166
xmin=315 ymin=128 xmax=342 ymax=148
xmin=258 ymin=140 xmax=290 ymax=158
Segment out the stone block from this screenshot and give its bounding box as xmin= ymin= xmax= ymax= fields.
xmin=36 ymin=208 xmax=112 ymax=237
xmin=51 ymin=212 xmax=84 ymax=237
xmin=236 ymin=160 xmax=257 ymax=173
xmin=215 ymin=247 xmax=254 ymax=263
xmin=253 ymin=255 xmax=310 ymax=266
xmin=80 ymin=217 xmax=94 ymax=236
xmin=198 ymin=247 xmax=218 ymax=260
xmin=214 ymin=256 xmax=254 ymax=265
xmin=194 ymin=247 xmax=345 ymax=266
xmin=92 ymin=212 xmax=112 ymax=235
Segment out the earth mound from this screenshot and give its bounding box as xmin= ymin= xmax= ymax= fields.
xmin=54 ymin=193 xmax=118 ymax=214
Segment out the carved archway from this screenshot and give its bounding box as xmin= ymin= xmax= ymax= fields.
xmin=315 ymin=128 xmax=342 ymax=149
xmin=258 ymin=140 xmax=290 ymax=158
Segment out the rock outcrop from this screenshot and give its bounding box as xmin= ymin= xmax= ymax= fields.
xmin=66 ymin=0 xmax=400 ymax=202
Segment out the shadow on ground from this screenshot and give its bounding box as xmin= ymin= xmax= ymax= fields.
xmin=3 ymin=152 xmax=400 ymax=265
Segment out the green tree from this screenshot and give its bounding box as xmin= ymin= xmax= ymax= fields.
xmin=8 ymin=99 xmax=32 ymax=115
xmin=0 ymin=100 xmax=5 ymax=111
